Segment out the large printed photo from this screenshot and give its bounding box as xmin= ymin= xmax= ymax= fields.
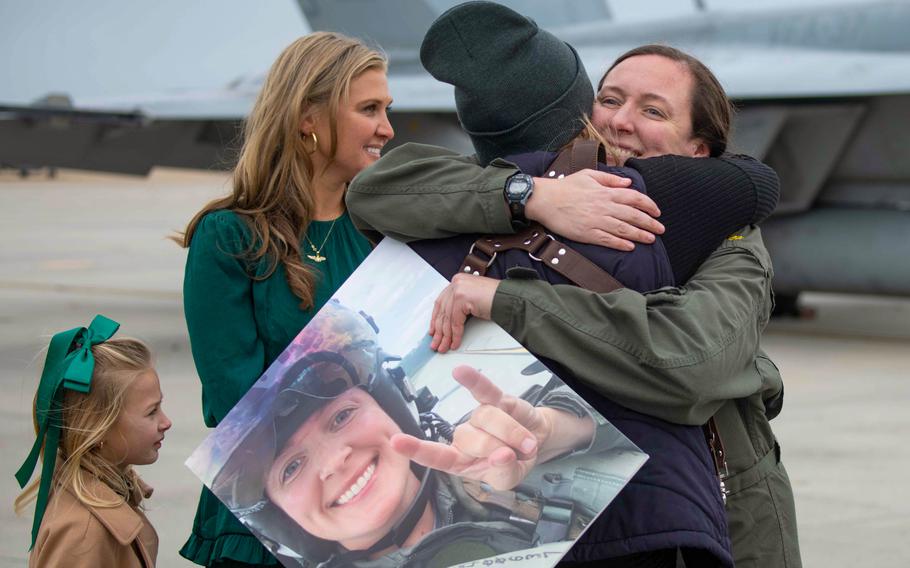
xmin=186 ymin=239 xmax=647 ymax=568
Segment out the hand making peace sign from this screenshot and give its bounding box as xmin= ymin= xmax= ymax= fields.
xmin=390 ymin=365 xmax=594 ymax=491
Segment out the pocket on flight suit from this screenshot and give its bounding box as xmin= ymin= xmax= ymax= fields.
xmin=765 ymin=458 xmax=802 ymax=568
xmin=725 ymin=444 xmax=802 ymax=568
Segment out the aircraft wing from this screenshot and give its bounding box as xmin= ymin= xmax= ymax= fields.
xmin=3 ymin=0 xmax=909 ymax=298
xmin=7 ymin=0 xmax=910 ymax=172
xmin=0 ymin=99 xmax=244 ymax=175
xmin=576 ymin=44 xmax=910 ymax=99
xmin=253 ymin=0 xmax=910 ymax=299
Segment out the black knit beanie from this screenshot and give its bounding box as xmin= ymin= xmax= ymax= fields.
xmin=420 ymin=1 xmax=594 ymax=165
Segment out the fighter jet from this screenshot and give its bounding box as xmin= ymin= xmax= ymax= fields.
xmin=2 ymin=0 xmax=908 ymax=304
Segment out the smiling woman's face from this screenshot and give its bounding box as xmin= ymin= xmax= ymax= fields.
xmin=591 ymin=54 xmax=708 ymax=162
xmin=306 ymin=68 xmax=394 ymax=185
xmin=265 ymin=388 xmax=420 ymax=551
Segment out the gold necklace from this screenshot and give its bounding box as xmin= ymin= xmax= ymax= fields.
xmin=304 ymin=218 xmax=337 ymax=263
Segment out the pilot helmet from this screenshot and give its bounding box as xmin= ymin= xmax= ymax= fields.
xmin=210 ymin=300 xmax=431 ymax=565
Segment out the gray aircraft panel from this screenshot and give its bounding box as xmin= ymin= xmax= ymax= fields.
xmin=4 ymin=0 xmax=910 ymax=298
xmin=8 ymin=0 xmax=910 ymax=119
xmin=558 ymin=0 xmax=910 ymax=52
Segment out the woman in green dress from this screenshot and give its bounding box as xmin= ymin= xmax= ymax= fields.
xmin=173 ymin=32 xmax=394 ymax=567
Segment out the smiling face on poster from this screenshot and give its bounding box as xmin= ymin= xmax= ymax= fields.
xmin=266 ymin=387 xmax=422 ymax=550
xmin=186 ymin=239 xmax=647 ymax=568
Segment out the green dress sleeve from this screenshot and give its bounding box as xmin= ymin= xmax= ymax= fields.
xmin=183 ymin=210 xmax=266 ymax=427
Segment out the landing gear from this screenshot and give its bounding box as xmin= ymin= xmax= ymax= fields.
xmin=0 ymin=163 xmax=58 ymax=178
xmin=771 ymin=292 xmax=816 ymax=319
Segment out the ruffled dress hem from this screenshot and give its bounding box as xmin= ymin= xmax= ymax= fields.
xmin=179 ymin=532 xmax=279 ymax=566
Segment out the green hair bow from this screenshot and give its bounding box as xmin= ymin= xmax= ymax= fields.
xmin=15 ymin=314 xmax=120 ymax=549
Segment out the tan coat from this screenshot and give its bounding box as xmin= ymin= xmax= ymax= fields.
xmin=29 ymin=476 xmax=158 ymax=568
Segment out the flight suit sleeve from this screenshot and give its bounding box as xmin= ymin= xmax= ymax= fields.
xmin=346 ymin=142 xmax=517 ymax=241
xmin=534 ymin=385 xmax=636 ymax=458
xmin=491 ymin=226 xmax=776 ymax=426
xmin=183 ymin=212 xmax=267 ymax=426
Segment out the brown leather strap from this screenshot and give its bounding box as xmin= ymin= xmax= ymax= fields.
xmin=533 ymin=237 xmax=623 ymax=293
xmin=458 ymin=223 xmax=623 ymax=293
xmin=546 ymin=139 xmax=605 ymax=175
xmin=703 ymin=416 xmax=730 ymax=503
xmin=458 ymin=225 xmax=549 ymax=277
xmin=459 ymin=139 xmax=623 ymax=292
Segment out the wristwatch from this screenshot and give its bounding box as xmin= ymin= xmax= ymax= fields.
xmin=504 ymin=172 xmax=534 ymax=229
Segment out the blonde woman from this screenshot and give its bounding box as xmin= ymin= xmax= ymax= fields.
xmin=173 ymin=32 xmax=393 ymax=567
xmin=15 ymin=316 xmax=171 ymax=567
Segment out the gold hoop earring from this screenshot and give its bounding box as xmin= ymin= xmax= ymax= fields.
xmin=307 ymin=132 xmax=318 ymax=153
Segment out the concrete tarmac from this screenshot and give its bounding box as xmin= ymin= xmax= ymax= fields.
xmin=1 ymin=170 xmax=908 ymax=567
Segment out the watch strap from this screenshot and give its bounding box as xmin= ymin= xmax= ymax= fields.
xmin=504 ymin=172 xmax=533 ymax=228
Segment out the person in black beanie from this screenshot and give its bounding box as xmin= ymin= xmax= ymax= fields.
xmin=419 ymin=0 xmax=594 ymax=166
xmin=347 ymin=2 xmax=801 ymax=568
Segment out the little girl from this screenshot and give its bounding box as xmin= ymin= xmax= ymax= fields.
xmin=14 ymin=315 xmax=172 ymax=567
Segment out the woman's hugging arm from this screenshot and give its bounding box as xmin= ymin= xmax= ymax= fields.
xmin=348 ymin=143 xmax=778 ymax=280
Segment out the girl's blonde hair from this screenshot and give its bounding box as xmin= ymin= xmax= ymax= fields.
xmin=14 ymin=338 xmax=153 ymax=514
xmin=173 ymin=32 xmax=387 ymax=309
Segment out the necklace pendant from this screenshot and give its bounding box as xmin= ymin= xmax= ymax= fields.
xmin=307 ymin=253 xmax=327 ymax=263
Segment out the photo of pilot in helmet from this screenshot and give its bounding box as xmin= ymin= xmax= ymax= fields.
xmin=208 ymin=300 xmax=642 ymax=568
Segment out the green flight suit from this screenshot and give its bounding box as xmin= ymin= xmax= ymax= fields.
xmin=346 ymin=143 xmax=802 ymax=568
